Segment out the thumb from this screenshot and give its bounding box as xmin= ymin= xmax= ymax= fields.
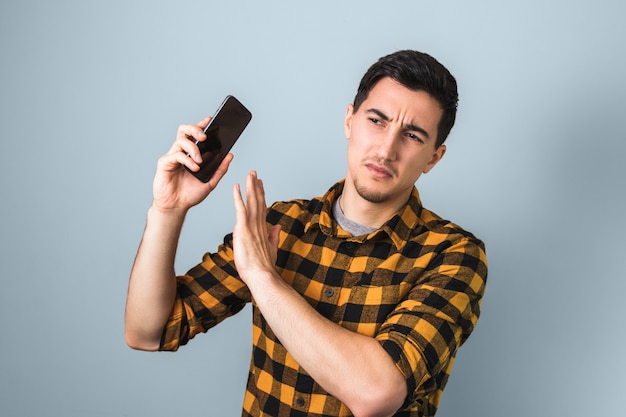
xmin=268 ymin=224 xmax=281 ymax=247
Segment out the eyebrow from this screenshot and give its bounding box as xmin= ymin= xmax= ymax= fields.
xmin=366 ymin=108 xmax=431 ymax=139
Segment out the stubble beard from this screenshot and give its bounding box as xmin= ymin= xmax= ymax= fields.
xmin=353 ymin=178 xmax=392 ymax=204
xmin=351 ymin=158 xmax=398 ymax=204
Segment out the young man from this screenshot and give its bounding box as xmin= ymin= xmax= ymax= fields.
xmin=125 ymin=50 xmax=488 ymax=417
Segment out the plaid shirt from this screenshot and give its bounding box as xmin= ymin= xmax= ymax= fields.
xmin=160 ymin=181 xmax=488 ymax=416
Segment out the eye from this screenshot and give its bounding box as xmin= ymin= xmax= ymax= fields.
xmin=406 ymin=132 xmax=424 ymax=144
xmin=368 ymin=117 xmax=382 ymax=125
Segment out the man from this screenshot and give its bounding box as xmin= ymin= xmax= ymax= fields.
xmin=125 ymin=50 xmax=488 ymax=417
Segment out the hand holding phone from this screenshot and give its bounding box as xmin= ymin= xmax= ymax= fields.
xmin=186 ymin=95 xmax=252 ymax=183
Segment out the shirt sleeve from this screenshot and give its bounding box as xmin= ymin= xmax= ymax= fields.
xmin=159 ymin=233 xmax=252 ymax=351
xmin=375 ymin=234 xmax=488 ymax=406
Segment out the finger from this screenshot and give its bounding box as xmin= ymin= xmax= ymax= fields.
xmin=167 ymin=125 xmax=206 ymax=164
xmin=255 ymin=178 xmax=268 ymax=224
xmin=206 ymin=153 xmax=234 ymax=189
xmin=248 ymin=172 xmax=267 ymax=228
xmin=197 ymin=115 xmax=212 ymax=129
xmin=244 ymin=171 xmax=259 ymax=218
xmin=232 ymin=183 xmax=247 ymax=221
xmin=157 ymin=149 xmax=200 ymax=173
xmin=192 ymin=116 xmax=212 ymax=145
xmin=175 ymin=123 xmax=207 ymax=145
xmin=170 ymin=136 xmax=202 ymax=165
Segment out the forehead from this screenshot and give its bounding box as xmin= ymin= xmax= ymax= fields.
xmin=361 ymin=77 xmax=443 ymax=130
xmin=365 ymin=77 xmax=443 ymax=113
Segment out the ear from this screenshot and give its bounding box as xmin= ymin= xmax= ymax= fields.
xmin=423 ymin=144 xmax=446 ymax=174
xmin=344 ymin=104 xmax=355 ymax=139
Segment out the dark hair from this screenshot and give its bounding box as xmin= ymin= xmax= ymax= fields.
xmin=353 ymin=50 xmax=458 ymax=147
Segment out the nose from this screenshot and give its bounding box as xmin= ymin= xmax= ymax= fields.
xmin=374 ymin=129 xmax=400 ymax=161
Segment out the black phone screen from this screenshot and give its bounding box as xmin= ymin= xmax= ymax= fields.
xmin=188 ymin=95 xmax=252 ymax=182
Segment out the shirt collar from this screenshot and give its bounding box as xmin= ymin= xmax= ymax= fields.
xmin=304 ymin=180 xmax=424 ymax=250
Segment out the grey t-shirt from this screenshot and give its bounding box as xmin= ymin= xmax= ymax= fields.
xmin=332 ymin=196 xmax=377 ymax=237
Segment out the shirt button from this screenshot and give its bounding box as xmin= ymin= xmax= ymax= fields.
xmin=325 ymin=288 xmax=335 ymax=297
xmin=296 ymin=397 xmax=305 ymax=407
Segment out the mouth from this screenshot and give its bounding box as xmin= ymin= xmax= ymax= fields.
xmin=364 ymin=160 xmax=395 ymax=179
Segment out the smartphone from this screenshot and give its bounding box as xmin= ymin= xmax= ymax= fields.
xmin=186 ymin=95 xmax=252 ymax=182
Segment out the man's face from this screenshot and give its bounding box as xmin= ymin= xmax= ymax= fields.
xmin=344 ymin=77 xmax=446 ymax=205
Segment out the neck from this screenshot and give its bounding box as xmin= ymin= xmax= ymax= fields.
xmin=339 ymin=181 xmax=411 ymax=229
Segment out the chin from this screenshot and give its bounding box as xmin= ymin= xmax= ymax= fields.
xmin=354 ymin=182 xmax=392 ymax=204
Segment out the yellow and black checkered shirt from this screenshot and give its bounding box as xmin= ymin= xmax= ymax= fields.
xmin=160 ymin=181 xmax=488 ymax=416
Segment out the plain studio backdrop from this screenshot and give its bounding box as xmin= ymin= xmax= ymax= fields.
xmin=1 ymin=1 xmax=625 ymax=416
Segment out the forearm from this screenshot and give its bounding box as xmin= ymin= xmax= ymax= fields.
xmin=247 ymin=272 xmax=407 ymax=417
xmin=231 ymin=172 xmax=406 ymax=415
xmin=124 ymin=205 xmax=187 ymax=351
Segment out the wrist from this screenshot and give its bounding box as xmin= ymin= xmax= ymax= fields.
xmin=147 ymin=204 xmax=188 ymax=228
xmin=149 ymin=201 xmax=188 ymax=216
xmin=243 ymin=269 xmax=288 ymax=297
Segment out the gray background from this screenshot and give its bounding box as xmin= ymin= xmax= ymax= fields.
xmin=1 ymin=1 xmax=625 ymax=416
